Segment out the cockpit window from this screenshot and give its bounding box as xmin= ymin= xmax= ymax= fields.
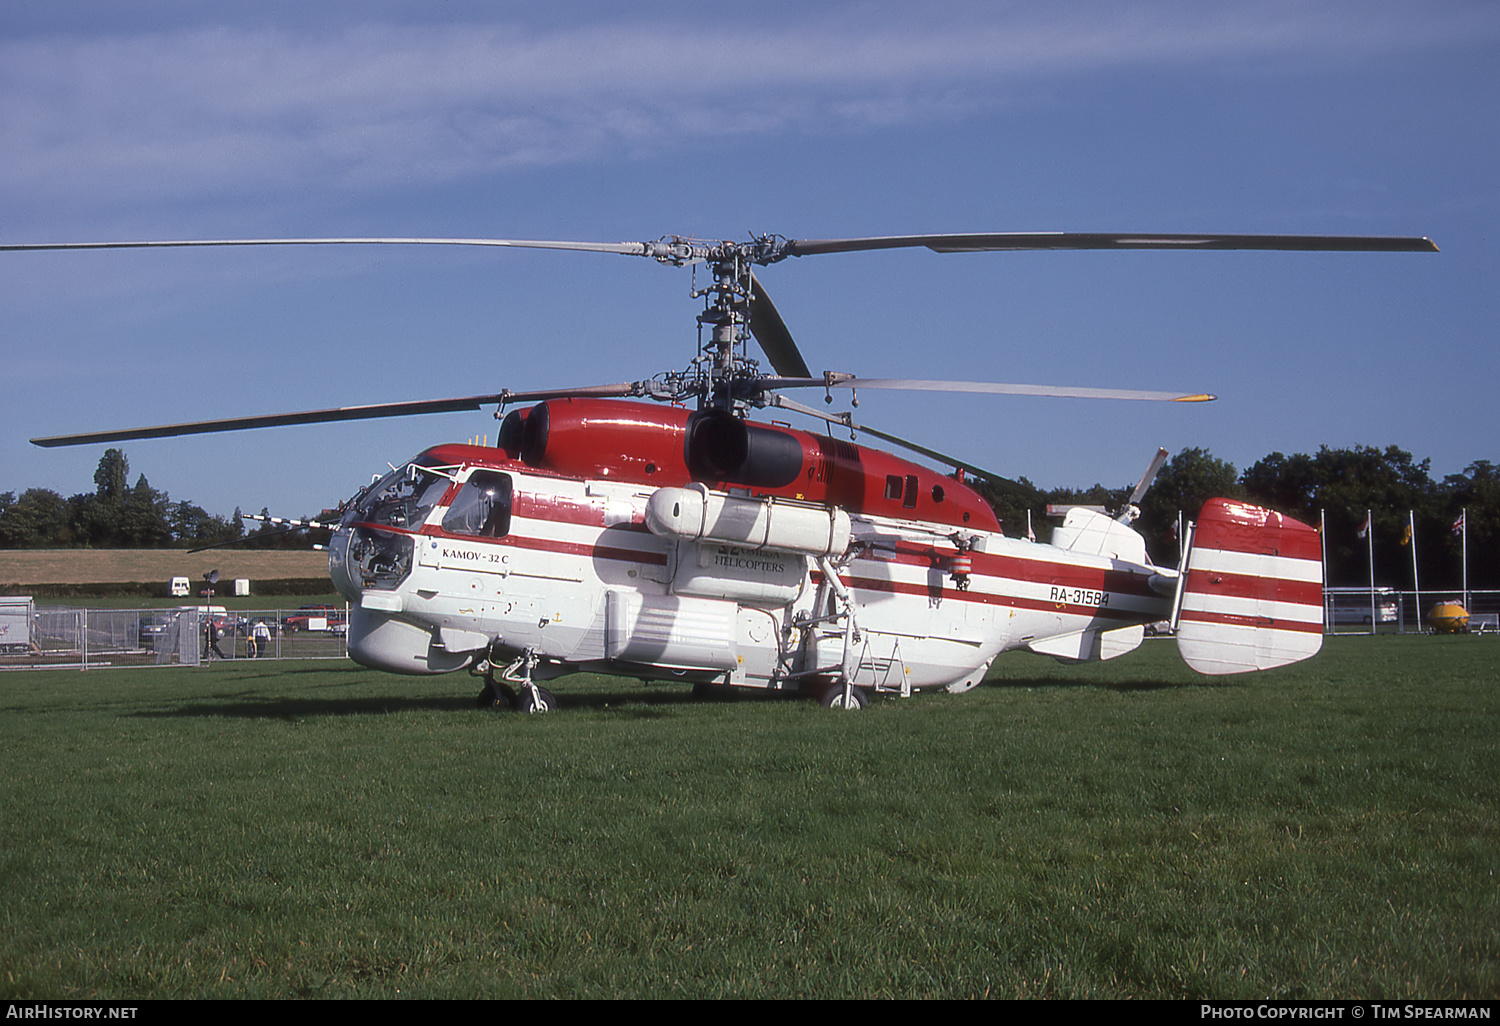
xmin=352 ymin=460 xmax=453 ymax=530
xmin=442 ymin=471 xmax=513 ymax=538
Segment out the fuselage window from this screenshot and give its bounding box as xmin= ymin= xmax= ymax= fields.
xmin=442 ymin=471 xmax=513 ymax=538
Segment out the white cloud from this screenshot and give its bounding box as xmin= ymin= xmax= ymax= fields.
xmin=1 ymin=3 xmax=1493 ymax=211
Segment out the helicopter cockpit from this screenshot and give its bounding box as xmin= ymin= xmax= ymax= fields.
xmin=333 ymin=457 xmax=517 ymax=596
xmin=345 ymin=458 xmax=455 ymax=530
xmin=334 ymin=457 xmax=456 ymax=594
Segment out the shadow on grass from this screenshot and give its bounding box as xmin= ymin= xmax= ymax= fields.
xmin=128 ymin=680 xmax=813 ymax=720
xmin=130 ymin=694 xmax=478 ymax=719
xmin=984 ymin=676 xmax=1207 ymax=693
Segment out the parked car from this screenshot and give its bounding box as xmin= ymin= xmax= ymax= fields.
xmin=138 ymin=612 xmax=172 ymax=650
xmin=281 ymin=604 xmax=347 ymax=633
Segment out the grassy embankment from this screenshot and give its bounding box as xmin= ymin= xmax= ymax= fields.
xmin=0 ymin=548 xmax=333 ymax=601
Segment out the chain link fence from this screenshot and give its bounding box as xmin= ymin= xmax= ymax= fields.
xmin=1 ymin=604 xmax=350 ymax=670
xmin=1325 ymin=588 xmax=1500 ymax=635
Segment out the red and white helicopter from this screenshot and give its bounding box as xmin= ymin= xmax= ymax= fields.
xmin=18 ymin=230 xmax=1436 ymax=710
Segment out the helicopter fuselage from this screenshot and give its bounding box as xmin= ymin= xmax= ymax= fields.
xmin=325 ymin=398 xmax=1186 ymax=696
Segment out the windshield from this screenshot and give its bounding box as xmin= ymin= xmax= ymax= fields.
xmin=349 ymin=459 xmax=454 ymax=530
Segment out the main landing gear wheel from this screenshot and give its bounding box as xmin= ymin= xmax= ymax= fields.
xmin=473 ymin=658 xmax=519 ymax=711
xmin=819 ymin=683 xmax=868 ymax=710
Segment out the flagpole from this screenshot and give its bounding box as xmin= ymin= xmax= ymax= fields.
xmin=1409 ymin=510 xmax=1420 ymax=632
xmin=1366 ymin=510 xmax=1375 ymax=633
xmin=1461 ymin=508 xmax=1469 ymax=610
xmin=1320 ymin=509 xmax=1328 ymax=634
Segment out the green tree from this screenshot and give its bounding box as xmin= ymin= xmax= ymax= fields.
xmin=0 ymin=489 xmax=73 ymax=547
xmin=1242 ymin=445 xmax=1440 ymax=590
xmin=120 ymin=474 xmax=172 ymax=547
xmin=970 ymin=475 xmax=1048 ymax=541
xmin=1137 ymin=447 xmax=1242 ymax=565
xmin=93 ymin=448 xmax=129 ymax=502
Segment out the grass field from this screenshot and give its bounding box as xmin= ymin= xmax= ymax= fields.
xmin=1 ymin=635 xmax=1495 ymax=999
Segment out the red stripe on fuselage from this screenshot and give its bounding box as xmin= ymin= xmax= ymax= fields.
xmin=828 ymin=571 xmax=1155 ymax=624
xmin=853 ymin=545 xmax=1160 ymax=600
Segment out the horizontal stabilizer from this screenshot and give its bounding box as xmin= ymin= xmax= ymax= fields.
xmin=1029 ymin=624 xmax=1144 ymax=663
xmin=1176 ymin=499 xmax=1323 ymax=675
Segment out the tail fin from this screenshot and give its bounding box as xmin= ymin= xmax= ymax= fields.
xmin=1175 ymin=499 xmax=1323 ymax=675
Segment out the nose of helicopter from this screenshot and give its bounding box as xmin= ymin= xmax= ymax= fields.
xmin=327 ymin=527 xmax=359 ymax=603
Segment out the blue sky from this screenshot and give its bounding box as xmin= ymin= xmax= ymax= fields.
xmin=2 ymin=1 xmax=1495 ymax=524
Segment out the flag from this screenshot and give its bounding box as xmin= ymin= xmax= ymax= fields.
xmin=1400 ymin=523 xmax=1412 ymax=547
xmin=1356 ymin=513 xmax=1370 ymax=539
xmin=1453 ymin=511 xmax=1466 ymax=536
xmin=1025 ymin=509 xmax=1036 ymax=543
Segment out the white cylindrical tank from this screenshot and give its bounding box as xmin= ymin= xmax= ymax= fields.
xmin=645 ymin=486 xmax=851 ymax=557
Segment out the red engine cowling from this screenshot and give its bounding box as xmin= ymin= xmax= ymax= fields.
xmin=495 ymin=397 xmax=1000 ymax=531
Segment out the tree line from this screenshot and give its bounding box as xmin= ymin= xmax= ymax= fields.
xmin=977 ymin=444 xmax=1497 ymax=591
xmin=0 ymin=449 xmax=309 ymax=551
xmin=4 ymin=444 xmax=1496 ymax=590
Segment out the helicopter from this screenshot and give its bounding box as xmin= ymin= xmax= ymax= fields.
xmin=14 ymin=229 xmax=1437 ymax=710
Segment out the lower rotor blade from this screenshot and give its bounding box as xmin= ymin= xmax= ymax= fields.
xmin=767 ymin=394 xmax=1009 ymax=482
xmin=747 ymin=273 xmax=812 ymax=378
xmin=29 ymin=382 xmax=647 ymax=448
xmin=764 ymin=377 xmax=1216 ymax=403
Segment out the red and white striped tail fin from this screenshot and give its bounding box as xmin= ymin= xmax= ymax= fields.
xmin=1175 ymin=499 xmax=1323 ymax=675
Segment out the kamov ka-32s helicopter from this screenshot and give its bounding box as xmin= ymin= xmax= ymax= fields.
xmin=16 ymin=229 xmax=1437 ymax=710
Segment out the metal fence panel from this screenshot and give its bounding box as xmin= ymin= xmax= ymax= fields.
xmin=0 ymin=605 xmax=350 ymax=671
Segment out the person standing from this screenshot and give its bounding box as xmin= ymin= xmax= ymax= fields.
xmin=206 ymin=618 xmax=227 ymax=660
xmin=251 ymin=620 xmax=270 ymax=658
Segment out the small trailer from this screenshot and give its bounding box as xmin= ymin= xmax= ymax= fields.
xmin=0 ymin=596 xmax=36 ymax=654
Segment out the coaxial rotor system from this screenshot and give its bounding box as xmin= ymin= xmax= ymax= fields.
xmin=12 ymin=229 xmax=1436 ymax=473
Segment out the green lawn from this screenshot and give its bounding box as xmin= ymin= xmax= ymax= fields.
xmin=1 ymin=635 xmax=1495 ymax=999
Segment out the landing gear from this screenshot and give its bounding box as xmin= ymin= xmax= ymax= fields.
xmin=472 ymin=647 xmax=555 ymax=712
xmin=818 ymin=681 xmax=868 ymax=710
xmin=514 ymin=685 xmax=558 ymax=714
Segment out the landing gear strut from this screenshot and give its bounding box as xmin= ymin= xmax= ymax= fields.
xmin=473 ymin=647 xmax=557 ymax=712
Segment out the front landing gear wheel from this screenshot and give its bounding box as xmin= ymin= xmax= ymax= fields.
xmin=515 ymin=686 xmax=558 ymax=714
xmin=819 ymin=683 xmax=868 ymax=710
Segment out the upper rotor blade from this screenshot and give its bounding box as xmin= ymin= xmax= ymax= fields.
xmin=785 ymin=232 xmax=1439 ymax=257
xmin=747 ymin=272 xmax=812 ymax=378
xmin=29 ymin=383 xmax=646 ymax=448
xmin=763 ymin=377 xmax=1216 ymax=403
xmin=0 ymin=237 xmax=652 ymax=256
